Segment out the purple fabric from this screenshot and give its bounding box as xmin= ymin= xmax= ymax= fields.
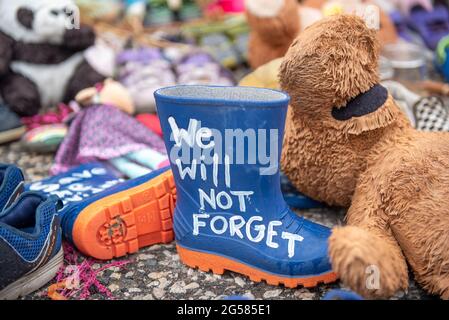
xmin=175 ymin=52 xmax=235 ymax=85
xmin=51 ymin=105 xmax=166 ymax=175
xmin=117 ymin=48 xmax=163 ymax=65
xmin=179 ymin=52 xmax=215 ymax=65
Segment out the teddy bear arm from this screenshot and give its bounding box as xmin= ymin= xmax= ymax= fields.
xmin=63 ymin=60 xmax=104 ymax=104
xmin=329 ymin=180 xmax=409 ymax=298
xmin=0 ymin=32 xmax=14 ymax=77
xmin=375 ymin=143 xmax=449 ymax=299
xmin=0 ymin=71 xmax=41 ymax=116
xmin=62 ymin=25 xmax=96 ymax=51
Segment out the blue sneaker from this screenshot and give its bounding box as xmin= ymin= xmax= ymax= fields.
xmin=0 ymin=105 xmax=26 ymax=145
xmin=29 ymin=163 xmax=177 ymax=260
xmin=155 ymin=85 xmax=337 ymax=288
xmin=0 ymin=164 xmax=25 ymax=212
xmin=0 ymin=193 xmax=63 ymax=300
xmin=322 ymin=289 xmax=364 ymax=300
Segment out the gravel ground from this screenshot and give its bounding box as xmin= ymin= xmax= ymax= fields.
xmin=0 ymin=141 xmax=434 ymax=300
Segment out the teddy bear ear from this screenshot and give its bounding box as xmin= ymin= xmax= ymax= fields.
xmin=244 ymin=0 xmax=286 ymax=18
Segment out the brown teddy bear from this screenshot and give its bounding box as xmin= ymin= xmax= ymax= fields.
xmin=245 ymin=0 xmax=300 ymax=69
xmin=279 ymin=14 xmax=449 ymax=299
xmin=245 ymin=0 xmax=397 ymax=70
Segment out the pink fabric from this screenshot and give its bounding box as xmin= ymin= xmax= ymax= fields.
xmin=22 ymin=104 xmax=73 ymax=131
xmin=51 ymin=104 xmax=166 ymax=175
xmin=206 ymin=0 xmax=245 ymax=13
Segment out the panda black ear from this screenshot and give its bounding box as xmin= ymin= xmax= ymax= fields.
xmin=17 ymin=7 xmax=34 ymax=30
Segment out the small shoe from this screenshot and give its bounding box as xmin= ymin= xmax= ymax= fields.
xmin=413 ymin=96 xmax=449 ymax=131
xmin=0 ymin=193 xmax=63 ymax=300
xmin=0 ymin=105 xmax=26 ymax=145
xmin=199 ymin=33 xmax=240 ymax=69
xmin=59 ymin=167 xmax=176 ymax=260
xmin=436 ymin=34 xmax=449 ymax=82
xmin=21 ymin=124 xmax=68 ymax=154
xmin=0 ymin=164 xmax=25 ymax=212
xmin=322 ymin=289 xmax=364 ymax=300
xmin=145 ymin=1 xmax=175 ymax=26
xmin=176 ymin=52 xmax=235 ymax=85
xmin=178 ymin=1 xmax=202 ymax=21
xmin=117 ymin=48 xmax=176 ymax=114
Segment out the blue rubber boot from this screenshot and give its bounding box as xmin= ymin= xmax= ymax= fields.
xmin=155 ymin=85 xmax=337 ymax=288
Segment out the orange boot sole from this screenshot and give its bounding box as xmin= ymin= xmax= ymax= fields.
xmin=72 ymin=170 xmax=177 ymax=260
xmin=177 ymin=245 xmax=338 ymax=288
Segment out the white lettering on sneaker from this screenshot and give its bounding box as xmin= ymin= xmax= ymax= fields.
xmin=28 ymin=168 xmax=122 ymax=205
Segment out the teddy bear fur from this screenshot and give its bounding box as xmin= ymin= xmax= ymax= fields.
xmin=279 ymin=14 xmax=449 ymax=299
xmin=245 ymin=0 xmax=300 ymax=69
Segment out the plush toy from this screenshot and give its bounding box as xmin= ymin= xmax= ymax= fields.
xmin=239 ymin=57 xmax=283 ymax=89
xmin=76 ymin=78 xmax=136 ymax=115
xmin=279 ymin=14 xmax=449 ymax=299
xmin=245 ymin=0 xmax=300 ymax=69
xmin=0 ymin=0 xmax=105 ymax=116
xmin=245 ymin=0 xmax=398 ymax=69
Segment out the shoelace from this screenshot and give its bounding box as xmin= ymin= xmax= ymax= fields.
xmin=48 ymin=242 xmax=130 ymax=300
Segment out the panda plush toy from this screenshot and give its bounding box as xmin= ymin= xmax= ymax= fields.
xmin=0 ymin=0 xmax=105 ymax=116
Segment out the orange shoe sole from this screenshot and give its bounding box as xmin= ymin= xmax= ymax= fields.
xmin=72 ymin=170 xmax=177 ymax=260
xmin=177 ymin=245 xmax=338 ymax=288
